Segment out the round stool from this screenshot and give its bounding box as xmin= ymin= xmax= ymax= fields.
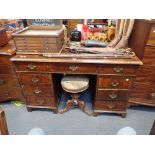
xmin=59 ymin=76 xmax=91 ymax=116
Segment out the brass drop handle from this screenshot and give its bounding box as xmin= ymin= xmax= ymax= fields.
xmin=34 ymin=88 xmax=42 ymax=94
xmin=69 ymin=64 xmax=78 ymax=72
xmin=109 ymin=92 xmax=118 ymax=99
xmin=0 ymin=79 xmax=4 ymax=85
xmin=113 ymin=66 xmax=123 ymax=73
xmin=32 ymin=77 xmax=39 ymax=83
xmin=28 ymin=64 xmax=37 ymax=70
xmin=37 ymin=99 xmax=44 ymax=105
xmin=150 ymin=93 xmax=155 ymax=99
xmin=111 ymin=81 xmax=119 ymax=87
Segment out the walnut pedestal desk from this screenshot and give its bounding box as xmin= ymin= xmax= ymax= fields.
xmin=11 ymin=54 xmax=142 ymax=117
xmin=0 ymin=41 xmax=23 ymax=103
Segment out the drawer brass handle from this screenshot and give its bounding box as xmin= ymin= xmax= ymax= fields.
xmin=150 ymin=93 xmax=155 ymax=99
xmin=109 ymin=92 xmax=118 ymax=99
xmin=113 ymin=66 xmax=123 ymax=73
xmin=0 ymin=79 xmax=4 ymax=85
xmin=111 ymin=81 xmax=119 ymax=87
xmin=37 ymin=99 xmax=44 ymax=105
xmin=32 ymin=77 xmax=39 ymax=83
xmin=34 ymin=88 xmax=42 ymax=94
xmin=69 ymin=65 xmax=78 ymax=72
xmin=28 ymin=64 xmax=37 ymax=70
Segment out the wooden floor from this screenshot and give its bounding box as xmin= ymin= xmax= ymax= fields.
xmin=150 ymin=120 xmax=155 ymax=135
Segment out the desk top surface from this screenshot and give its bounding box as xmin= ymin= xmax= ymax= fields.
xmin=11 ymin=54 xmax=143 ymax=65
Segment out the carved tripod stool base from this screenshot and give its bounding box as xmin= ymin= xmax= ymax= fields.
xmin=59 ymin=93 xmax=92 ymax=116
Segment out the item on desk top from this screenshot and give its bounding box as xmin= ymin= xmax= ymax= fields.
xmin=86 ymin=32 xmax=93 ymax=40
xmin=86 ymin=32 xmax=107 ymax=42
xmin=5 ymin=19 xmax=24 ymax=40
xmin=107 ymin=26 xmax=115 ymax=41
xmin=12 ymin=19 xmax=64 ymax=54
xmin=81 ymin=40 xmax=107 ymax=47
xmin=108 ymin=19 xmax=135 ymax=49
xmin=42 ymin=47 xmax=135 ymax=59
xmin=70 ymin=28 xmax=81 ymax=41
xmin=99 ymin=33 xmax=107 ymax=41
xmin=81 ymin=24 xmax=88 ymax=40
xmin=0 ymin=27 xmax=8 ymax=47
xmin=13 ymin=28 xmax=64 ymax=54
xmin=115 ymin=19 xmax=135 ymax=49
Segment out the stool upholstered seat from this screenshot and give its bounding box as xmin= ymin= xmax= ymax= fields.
xmin=59 ymin=76 xmax=91 ymax=116
xmin=61 ymin=76 xmax=89 ymax=93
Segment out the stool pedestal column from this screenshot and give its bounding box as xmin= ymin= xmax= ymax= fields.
xmin=59 ymin=93 xmax=92 ymax=116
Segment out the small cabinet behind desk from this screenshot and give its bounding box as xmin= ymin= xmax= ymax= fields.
xmin=0 ymin=41 xmax=24 ymax=103
xmin=11 ymin=54 xmax=142 ymax=117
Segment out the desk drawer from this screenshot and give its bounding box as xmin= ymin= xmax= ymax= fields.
xmin=129 ymin=83 xmax=155 ymax=105
xmin=95 ymin=100 xmax=126 ymax=111
xmin=15 ymin=37 xmax=57 ymax=43
xmin=135 ymin=65 xmax=155 ymax=83
xmin=98 ymin=76 xmax=132 ymax=89
xmin=16 ymin=44 xmax=58 ymax=51
xmin=14 ymin=62 xmax=50 ymax=72
xmin=51 ymin=63 xmax=97 ymax=74
xmin=98 ymin=65 xmax=136 ymax=75
xmin=22 ymin=84 xmax=53 ymax=96
xmin=97 ymin=90 xmax=128 ymax=101
xmin=18 ymin=73 xmax=52 ymax=85
xmin=26 ymin=95 xmax=55 ymax=106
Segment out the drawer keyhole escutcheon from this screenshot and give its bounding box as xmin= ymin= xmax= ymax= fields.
xmin=125 ymin=78 xmax=130 ymax=82
xmin=69 ymin=64 xmax=78 ymax=72
xmin=150 ymin=92 xmax=155 ymax=99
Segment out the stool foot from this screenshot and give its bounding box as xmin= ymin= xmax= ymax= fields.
xmin=59 ymin=100 xmax=73 ymax=114
xmin=78 ymin=100 xmax=92 ymax=116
